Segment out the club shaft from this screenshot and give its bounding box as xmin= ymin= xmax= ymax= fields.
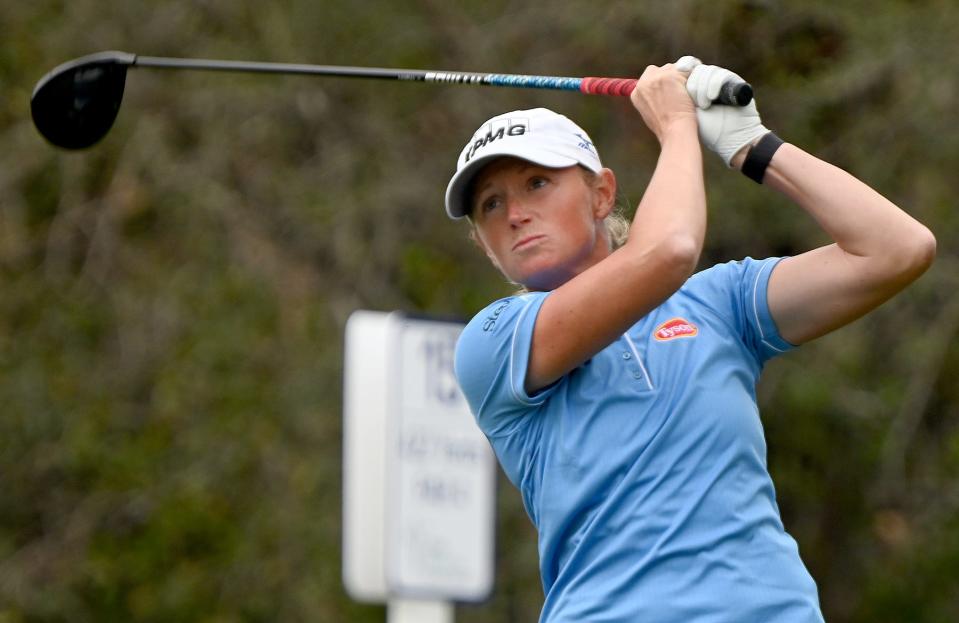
xmin=133 ymin=55 xmax=585 ymax=91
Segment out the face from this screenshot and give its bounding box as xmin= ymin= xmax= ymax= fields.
xmin=469 ymin=157 xmax=616 ymax=291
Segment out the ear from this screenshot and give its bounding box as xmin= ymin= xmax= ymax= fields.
xmin=591 ymin=168 xmax=617 ymax=220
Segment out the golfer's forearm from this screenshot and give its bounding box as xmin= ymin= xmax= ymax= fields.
xmin=626 ymin=123 xmax=706 ymax=272
xmin=524 ymin=125 xmax=705 ymax=392
xmin=760 ymin=143 xmax=935 ymax=272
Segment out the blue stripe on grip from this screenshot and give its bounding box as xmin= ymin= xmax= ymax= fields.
xmin=486 ymin=75 xmax=582 ymax=91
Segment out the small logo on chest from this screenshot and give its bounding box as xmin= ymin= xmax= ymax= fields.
xmin=654 ymin=317 xmax=699 ymax=341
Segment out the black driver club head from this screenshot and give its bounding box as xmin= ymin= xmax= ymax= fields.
xmin=31 ymin=51 xmax=136 ymax=149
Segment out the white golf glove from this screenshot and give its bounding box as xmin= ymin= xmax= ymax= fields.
xmin=675 ymin=56 xmax=769 ymax=166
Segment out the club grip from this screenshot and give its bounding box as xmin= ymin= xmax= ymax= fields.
xmin=581 ymin=76 xmax=753 ymax=106
xmin=718 ymin=81 xmax=753 ymax=106
xmin=579 ymin=77 xmax=637 ymax=97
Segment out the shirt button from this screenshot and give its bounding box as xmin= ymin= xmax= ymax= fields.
xmin=622 ymin=352 xmax=632 ymax=360
xmin=633 ymin=371 xmax=643 ymax=379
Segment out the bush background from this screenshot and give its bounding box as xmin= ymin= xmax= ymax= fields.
xmin=1 ymin=1 xmax=957 ymax=621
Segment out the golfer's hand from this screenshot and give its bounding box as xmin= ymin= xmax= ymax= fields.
xmin=677 ymin=56 xmax=769 ymax=167
xmin=630 ymin=63 xmax=697 ymax=144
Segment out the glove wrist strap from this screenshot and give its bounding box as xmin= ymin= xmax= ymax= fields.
xmin=741 ymin=132 xmax=784 ymax=184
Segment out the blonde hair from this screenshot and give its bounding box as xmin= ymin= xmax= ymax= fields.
xmin=580 ymin=167 xmax=630 ymax=250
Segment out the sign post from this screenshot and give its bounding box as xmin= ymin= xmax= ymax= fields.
xmin=387 ymin=599 xmax=454 ymax=623
xmin=343 ymin=311 xmax=496 ymax=622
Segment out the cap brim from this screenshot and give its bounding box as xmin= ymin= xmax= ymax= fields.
xmin=444 ymin=145 xmax=591 ymax=219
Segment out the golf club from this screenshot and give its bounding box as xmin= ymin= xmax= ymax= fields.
xmin=31 ymin=50 xmax=754 ymax=150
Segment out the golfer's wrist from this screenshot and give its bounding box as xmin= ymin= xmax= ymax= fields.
xmin=659 ymin=119 xmax=699 ymax=147
xmin=730 ymin=135 xmax=764 ymax=171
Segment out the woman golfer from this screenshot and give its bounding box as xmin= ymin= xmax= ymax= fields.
xmin=446 ymin=57 xmax=935 ymax=622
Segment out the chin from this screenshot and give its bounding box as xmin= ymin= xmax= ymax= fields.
xmin=516 ymin=266 xmax=571 ymax=292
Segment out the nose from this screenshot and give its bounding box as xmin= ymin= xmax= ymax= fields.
xmin=506 ymin=197 xmax=531 ymax=227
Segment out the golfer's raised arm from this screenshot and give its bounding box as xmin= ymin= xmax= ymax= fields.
xmin=526 ymin=64 xmax=706 ymax=392
xmin=740 ymin=143 xmax=936 ymax=345
xmin=677 ymin=57 xmax=935 ymax=348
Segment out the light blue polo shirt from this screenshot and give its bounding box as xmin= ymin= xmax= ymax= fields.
xmin=455 ymin=257 xmax=824 ymax=623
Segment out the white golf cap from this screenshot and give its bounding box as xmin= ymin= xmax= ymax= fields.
xmin=444 ymin=107 xmax=603 ymax=219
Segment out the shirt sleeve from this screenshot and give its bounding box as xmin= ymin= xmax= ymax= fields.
xmin=454 ymin=291 xmax=557 ymax=437
xmin=693 ymin=257 xmax=797 ymax=365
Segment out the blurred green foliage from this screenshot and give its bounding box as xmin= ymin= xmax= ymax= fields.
xmin=1 ymin=1 xmax=957 ymax=621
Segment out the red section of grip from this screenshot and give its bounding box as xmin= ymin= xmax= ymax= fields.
xmin=580 ymin=77 xmax=637 ymax=97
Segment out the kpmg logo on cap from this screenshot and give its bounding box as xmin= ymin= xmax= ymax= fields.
xmin=464 ymin=118 xmax=528 ymax=163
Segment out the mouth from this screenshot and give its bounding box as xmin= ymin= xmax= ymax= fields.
xmin=512 ymin=234 xmax=545 ymax=251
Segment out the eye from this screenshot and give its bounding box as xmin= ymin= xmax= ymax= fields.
xmin=529 ymin=176 xmax=549 ymax=190
xmin=480 ymin=195 xmax=502 ymax=213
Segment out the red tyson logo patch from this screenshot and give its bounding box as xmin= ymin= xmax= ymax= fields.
xmin=654 ymin=317 xmax=699 ymax=341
